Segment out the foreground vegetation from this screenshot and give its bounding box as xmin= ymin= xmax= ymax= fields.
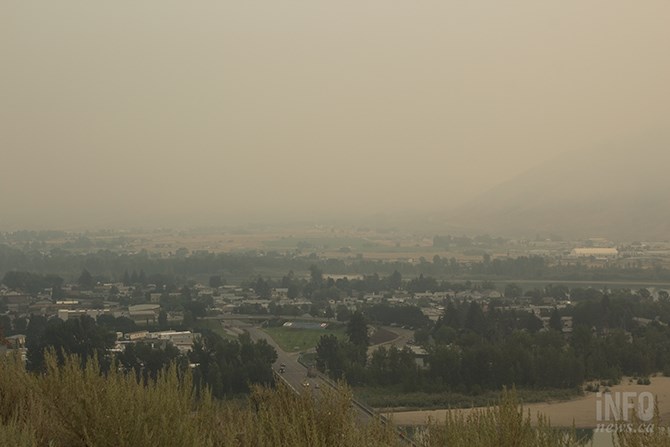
xmin=3 ymin=352 xmax=670 ymax=446
xmin=0 ymin=352 xmax=396 ymax=447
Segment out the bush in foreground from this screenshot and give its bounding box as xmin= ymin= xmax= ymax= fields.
xmin=0 ymin=352 xmax=395 ymax=447
xmin=2 ymin=352 xmax=667 ymax=446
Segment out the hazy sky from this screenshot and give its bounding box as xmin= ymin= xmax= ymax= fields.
xmin=2 ymin=1 xmax=669 ymax=230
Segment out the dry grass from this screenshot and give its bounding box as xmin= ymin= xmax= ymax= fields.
xmin=2 ymin=352 xmax=667 ymax=447
xmin=416 ymin=390 xmax=585 ymax=447
xmin=0 ymin=352 xmax=395 ymax=447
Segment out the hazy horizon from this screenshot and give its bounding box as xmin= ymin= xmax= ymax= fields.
xmin=3 ymin=1 xmax=669 ymax=232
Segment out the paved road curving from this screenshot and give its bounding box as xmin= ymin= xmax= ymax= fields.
xmin=225 ymin=319 xmax=416 ymax=445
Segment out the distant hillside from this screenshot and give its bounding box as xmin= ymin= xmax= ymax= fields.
xmin=447 ymin=136 xmax=670 ymax=241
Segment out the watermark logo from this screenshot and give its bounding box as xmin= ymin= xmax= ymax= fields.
xmin=595 ymin=391 xmax=654 ymax=426
xmin=594 ymin=391 xmax=658 ymax=433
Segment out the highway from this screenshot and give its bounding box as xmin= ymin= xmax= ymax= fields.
xmin=226 ymin=319 xmax=416 ymax=445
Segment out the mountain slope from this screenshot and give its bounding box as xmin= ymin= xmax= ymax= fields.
xmin=448 ymin=136 xmax=670 ymax=240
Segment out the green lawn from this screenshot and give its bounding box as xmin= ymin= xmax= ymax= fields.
xmin=194 ymin=319 xmax=238 ymax=340
xmin=263 ymin=326 xmax=347 ymax=352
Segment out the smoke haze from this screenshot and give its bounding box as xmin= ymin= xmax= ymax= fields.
xmin=2 ymin=1 xmax=669 ymax=232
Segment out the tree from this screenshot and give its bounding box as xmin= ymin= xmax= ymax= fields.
xmin=209 ymin=275 xmax=222 ymax=289
xmin=117 ymin=342 xmax=180 ymax=382
xmin=287 ymin=284 xmax=299 ymax=299
xmin=545 ymin=284 xmax=569 ymax=300
xmin=114 ymin=316 xmax=137 ymax=333
xmin=96 ymin=314 xmax=116 ymax=329
xmin=336 ymin=305 xmax=351 ymax=322
xmin=388 ymin=270 xmax=402 ymax=290
xmin=504 ymin=283 xmax=523 ymax=299
xmin=27 ymin=315 xmax=115 ymax=372
xmin=0 ymin=315 xmax=11 ymax=338
xmin=316 ymin=334 xmax=343 ymax=377
xmin=158 ymin=310 xmax=168 ymax=330
xmin=26 ymin=315 xmax=48 ymax=371
xmin=549 ymin=308 xmax=562 ymax=332
xmin=123 ymin=270 xmax=131 ymax=286
xmin=464 ymin=302 xmax=487 ymax=334
xmin=253 ymin=277 xmax=271 ymax=299
xmin=347 ymin=311 xmax=370 ymax=365
xmin=182 ymin=310 xmax=194 ymax=328
xmin=347 ymin=311 xmax=369 ymax=349
xmin=309 ymin=265 xmax=323 ymax=286
xmin=52 ymin=284 xmax=65 ymax=300
xmin=522 ymin=313 xmax=544 ymax=333
xmin=13 ymin=316 xmax=28 ymax=334
xmin=78 ymin=269 xmax=94 ymax=290
xmin=2 ymin=271 xmax=64 ymax=295
xmin=189 ymin=331 xmax=277 ymax=395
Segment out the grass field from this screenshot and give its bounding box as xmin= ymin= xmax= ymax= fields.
xmin=263 ymin=326 xmax=348 ymax=352
xmin=194 ymin=319 xmax=238 ymax=340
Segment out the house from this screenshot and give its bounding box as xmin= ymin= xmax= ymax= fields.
xmin=148 ymin=330 xmax=197 ymax=353
xmin=124 ymin=331 xmax=149 ymax=341
xmin=4 ymin=292 xmax=31 ymax=313
xmin=408 ymin=345 xmax=429 ymax=368
xmin=271 ymin=288 xmax=289 ymax=299
xmin=421 ymin=307 xmax=443 ymax=322
xmin=29 ymin=299 xmax=57 ymax=315
xmin=128 ymin=304 xmax=161 ymax=322
xmin=57 ymin=309 xmax=109 ymax=321
xmin=363 ymin=293 xmax=384 ymax=304
xmin=119 ymin=330 xmax=198 ymax=353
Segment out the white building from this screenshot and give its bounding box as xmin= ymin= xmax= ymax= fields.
xmin=57 ymin=309 xmax=109 ymax=321
xmin=571 ymin=248 xmax=619 ymax=259
xmin=119 ymin=330 xmax=198 ymax=353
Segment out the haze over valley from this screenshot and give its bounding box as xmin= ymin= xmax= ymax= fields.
xmin=3 ymin=1 xmax=670 ymax=239
xmin=3 ymin=3 xmax=670 ymax=446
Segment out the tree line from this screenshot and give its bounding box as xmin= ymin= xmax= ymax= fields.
xmin=21 ymin=314 xmax=276 ymax=396
xmin=2 ymin=242 xmax=670 ymax=286
xmin=317 ymin=292 xmax=670 ymax=395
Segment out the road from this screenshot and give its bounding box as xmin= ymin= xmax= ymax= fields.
xmin=225 ymin=320 xmax=324 ymax=393
xmin=227 ymin=320 xmax=381 ymax=422
xmin=228 ymin=320 xmax=412 ymax=393
xmin=368 ymin=326 xmax=415 ymax=355
xmin=223 ymin=319 xmax=416 ymax=445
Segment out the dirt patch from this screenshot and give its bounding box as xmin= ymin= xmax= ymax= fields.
xmin=389 ymin=376 xmax=670 ymax=428
xmin=369 ymin=327 xmax=398 ymax=345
